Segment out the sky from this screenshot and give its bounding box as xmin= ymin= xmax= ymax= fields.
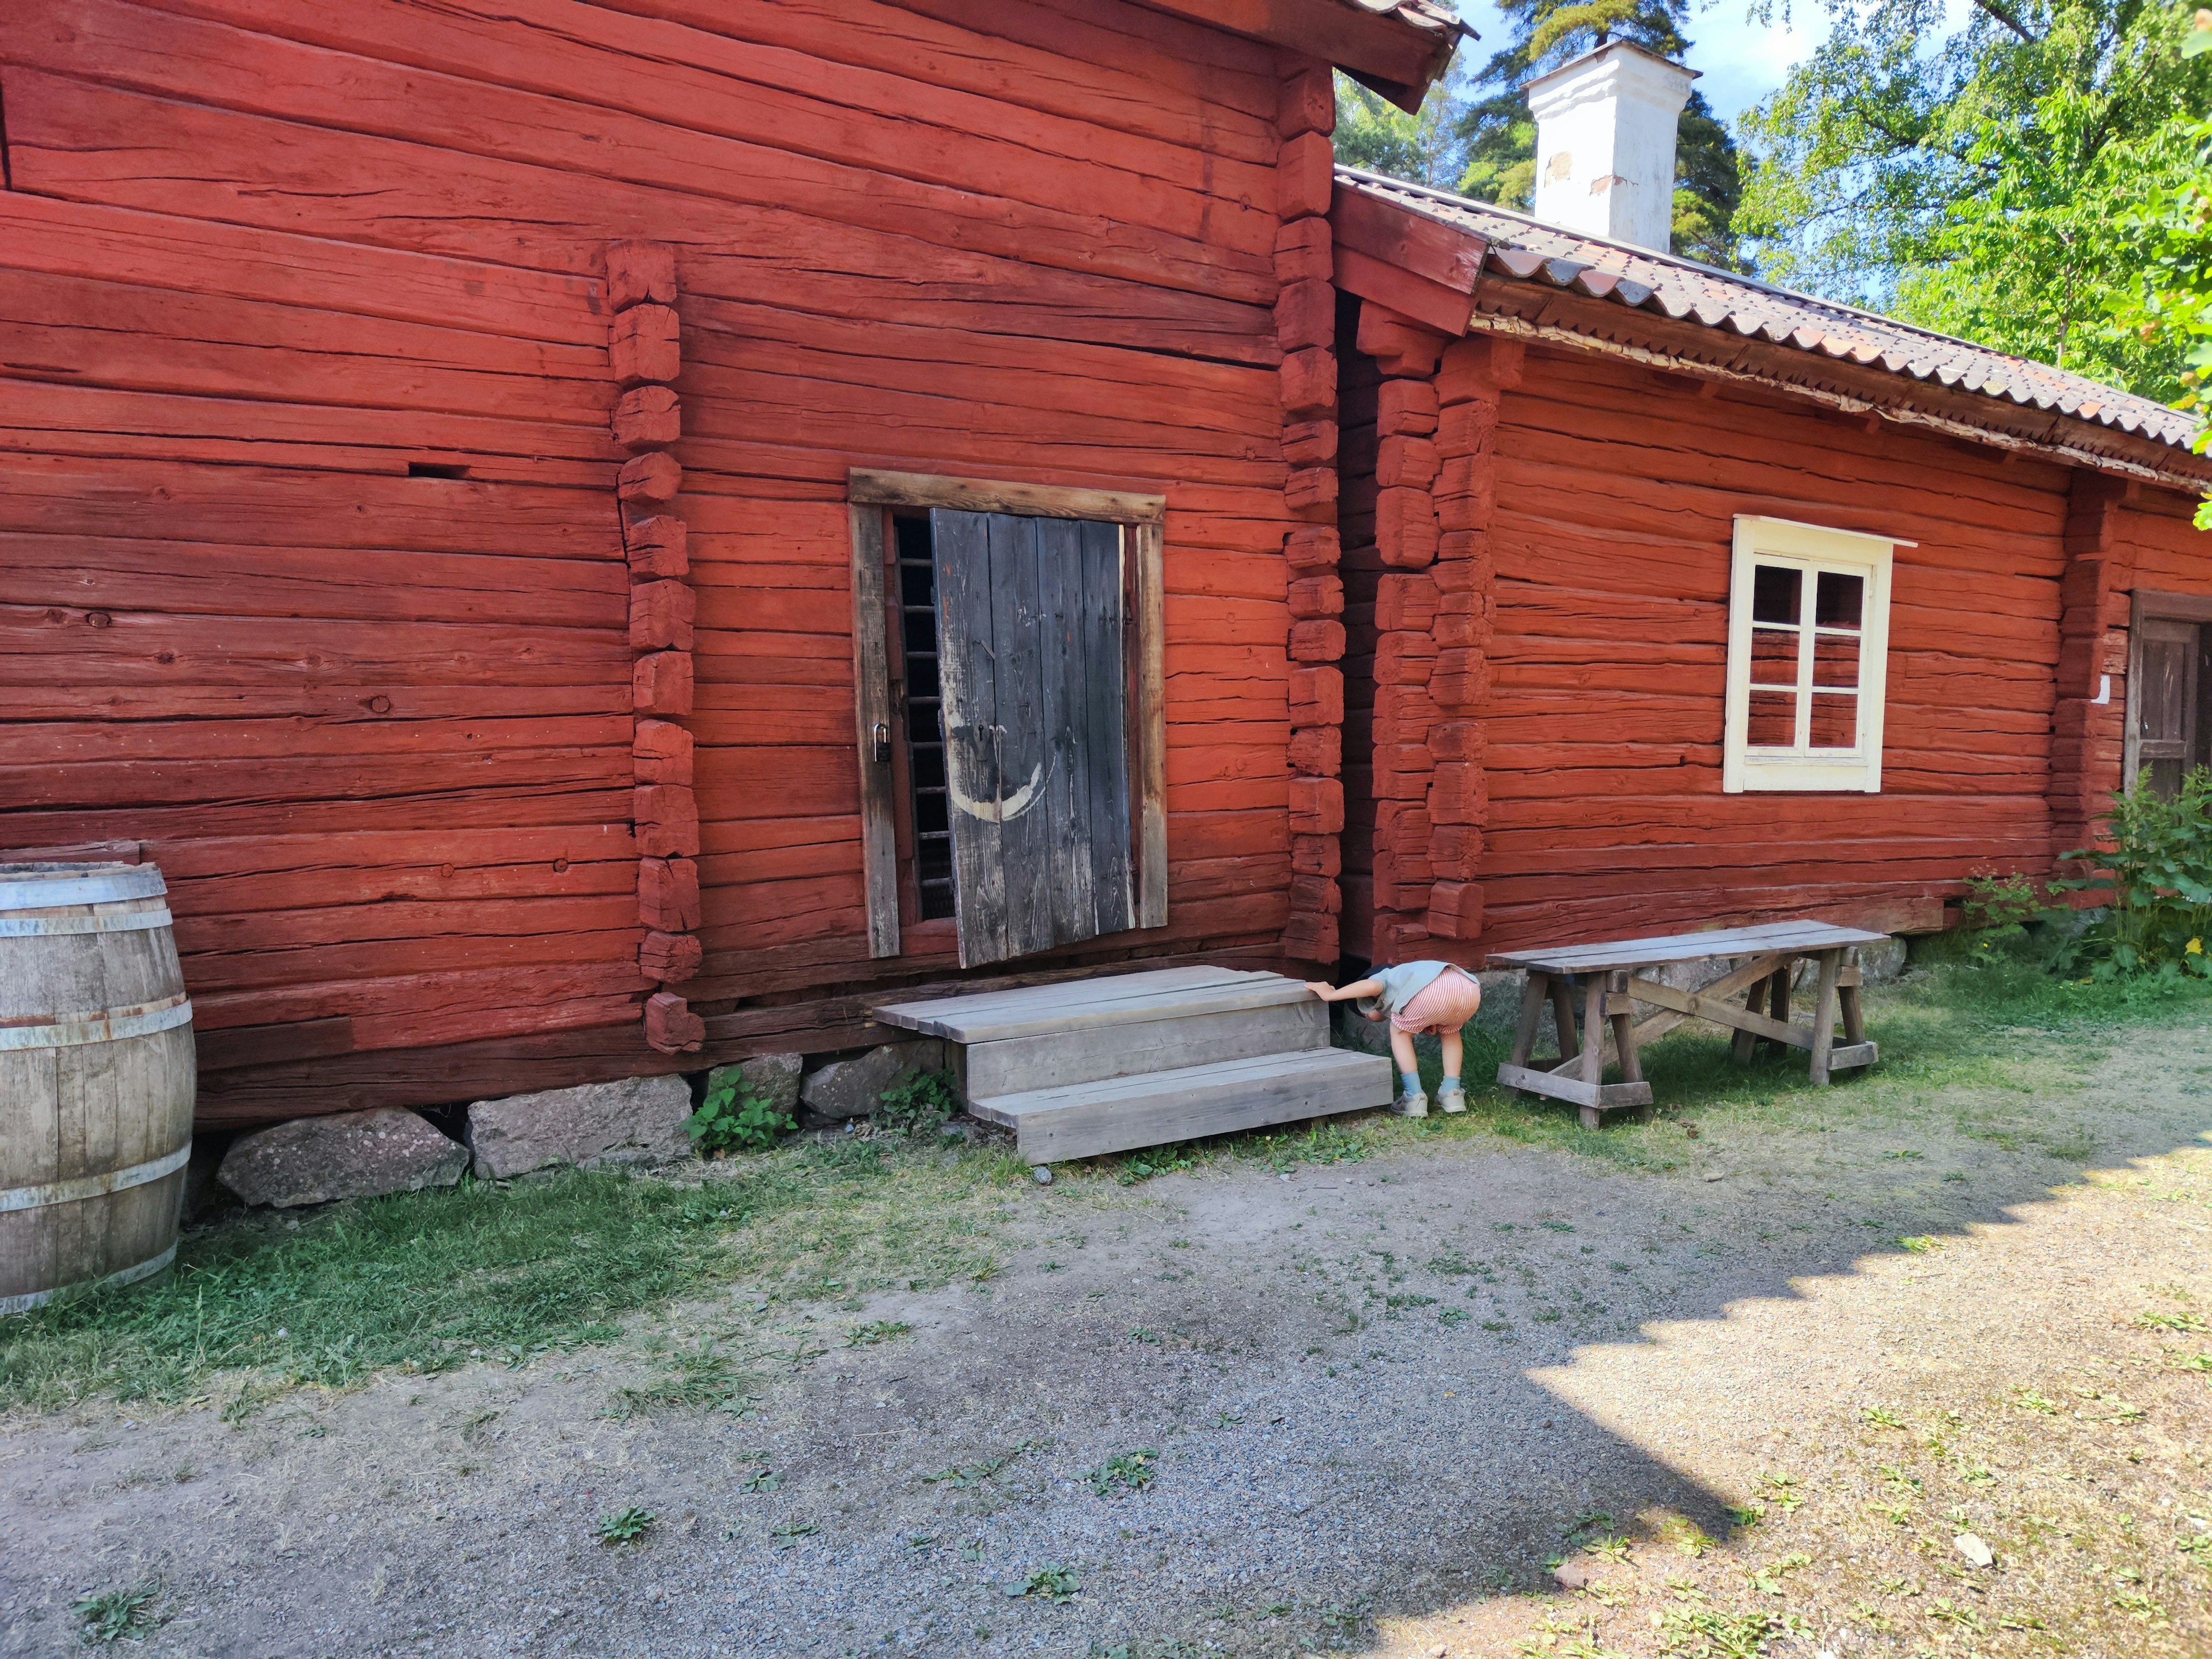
xmin=1446 ymin=0 xmax=1834 ymax=125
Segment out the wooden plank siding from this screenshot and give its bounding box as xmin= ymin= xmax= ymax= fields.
xmin=0 ymin=0 xmax=1324 ymax=1120
xmin=1338 ymin=337 xmax=2159 ymax=963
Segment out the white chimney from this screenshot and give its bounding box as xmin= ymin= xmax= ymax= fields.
xmin=1525 ymin=40 xmax=1698 ymax=253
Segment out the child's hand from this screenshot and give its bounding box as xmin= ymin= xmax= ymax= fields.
xmin=1304 ymin=980 xmax=1336 ymax=999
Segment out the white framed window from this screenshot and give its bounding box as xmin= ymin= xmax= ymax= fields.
xmin=1723 ymin=516 xmax=1906 ymax=794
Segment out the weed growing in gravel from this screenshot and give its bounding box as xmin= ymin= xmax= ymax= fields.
xmin=73 ymin=1580 xmax=161 ymax=1645
xmin=1086 ymin=1448 xmax=1158 ymax=1497
xmin=923 ymin=1444 xmax=1029 ymax=1490
xmin=844 ymin=1319 xmax=912 ymax=1347
xmin=596 ymin=1507 xmax=655 ymax=1546
xmin=1013 ymin=1564 xmax=1080 ymax=1603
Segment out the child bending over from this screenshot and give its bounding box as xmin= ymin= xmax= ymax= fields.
xmin=1305 ymin=961 xmax=1483 ymax=1117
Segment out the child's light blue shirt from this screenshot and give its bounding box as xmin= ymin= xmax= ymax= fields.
xmin=1356 ymin=960 xmax=1455 ymax=1020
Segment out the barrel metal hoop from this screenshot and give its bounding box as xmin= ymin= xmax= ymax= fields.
xmin=0 ymin=1143 xmax=192 ymax=1214
xmin=0 ymin=994 xmax=193 ymax=1050
xmin=0 ymin=906 xmax=174 ymax=937
xmin=0 ymin=1243 xmax=178 ymax=1317
xmin=0 ymin=866 xmax=168 ymax=911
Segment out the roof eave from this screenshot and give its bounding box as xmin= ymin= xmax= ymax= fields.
xmin=1143 ymin=1 xmax=1463 ymax=111
xmin=1327 ymin=171 xmax=2209 ymax=489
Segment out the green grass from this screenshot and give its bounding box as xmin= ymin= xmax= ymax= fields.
xmin=0 ymin=1139 xmax=1027 ymax=1415
xmin=7 ymin=947 xmax=2206 ymax=1419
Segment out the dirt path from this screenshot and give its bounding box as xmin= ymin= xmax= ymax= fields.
xmin=4 ymin=1013 xmax=2209 ymax=1658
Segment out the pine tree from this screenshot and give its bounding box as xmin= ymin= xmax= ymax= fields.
xmin=1453 ymin=0 xmax=1747 ymax=268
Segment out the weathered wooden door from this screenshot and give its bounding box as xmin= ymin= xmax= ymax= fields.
xmin=931 ymin=509 xmax=1134 ymax=967
xmin=2136 ymin=618 xmax=2203 ymax=797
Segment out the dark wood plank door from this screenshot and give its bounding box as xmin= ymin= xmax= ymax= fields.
xmin=2137 ymin=618 xmax=2202 ymax=797
xmin=932 ymin=509 xmax=1132 ymax=967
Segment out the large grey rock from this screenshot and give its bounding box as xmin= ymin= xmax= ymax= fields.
xmin=800 ymin=1040 xmax=944 ymax=1120
xmin=706 ymin=1052 xmax=802 ymax=1114
xmin=1859 ymin=936 xmax=1908 ymax=983
xmin=466 ymin=1075 xmax=693 ymax=1179
xmin=218 ymin=1108 xmax=468 ymax=1209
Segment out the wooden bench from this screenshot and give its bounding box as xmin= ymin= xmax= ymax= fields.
xmin=1487 ymin=920 xmax=1889 ymax=1128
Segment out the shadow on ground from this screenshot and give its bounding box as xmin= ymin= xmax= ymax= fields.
xmin=3 ymin=988 xmax=2209 ymax=1658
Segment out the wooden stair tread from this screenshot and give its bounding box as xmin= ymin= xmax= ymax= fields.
xmin=971 ymin=1046 xmax=1388 ymax=1118
xmin=874 ymin=966 xmax=1310 ymax=1042
xmin=968 ymin=1046 xmax=1392 ymax=1162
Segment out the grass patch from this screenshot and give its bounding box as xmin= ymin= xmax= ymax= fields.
xmin=10 ymin=950 xmax=2203 ymax=1420
xmin=1 ymin=1139 xmax=1028 ymax=1416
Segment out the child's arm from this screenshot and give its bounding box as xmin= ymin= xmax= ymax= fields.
xmin=1304 ymin=976 xmax=1383 ymax=1002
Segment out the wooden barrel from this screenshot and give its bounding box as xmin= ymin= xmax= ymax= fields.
xmin=1 ymin=862 xmax=195 ymax=1315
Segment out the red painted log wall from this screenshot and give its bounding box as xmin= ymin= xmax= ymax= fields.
xmin=0 ymin=0 xmax=1321 ymax=1120
xmin=1347 ymin=340 xmax=2212 ymax=963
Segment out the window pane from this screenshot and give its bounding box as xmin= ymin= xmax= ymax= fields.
xmin=1809 ymin=692 xmax=1857 ymax=749
xmin=1747 ymin=689 xmax=1797 ymax=747
xmin=1815 ymin=570 xmax=1862 ymax=628
xmin=902 ymin=609 xmax=936 ymax=657
xmin=899 ymin=561 xmax=934 ymax=608
xmin=1812 ymin=630 xmax=1861 ymax=689
xmin=1752 ymin=564 xmax=1802 ymax=624
xmin=1749 ymin=627 xmax=1799 ymax=686
xmin=906 ymin=656 xmax=939 ymax=700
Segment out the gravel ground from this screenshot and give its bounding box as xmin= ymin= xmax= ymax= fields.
xmin=3 ymin=1012 xmax=2209 ymax=1658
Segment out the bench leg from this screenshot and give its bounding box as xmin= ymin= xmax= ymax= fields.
xmin=1767 ymin=966 xmax=1791 ymax=1054
xmin=1607 ymin=970 xmax=1647 ymax=1122
xmin=1840 ymin=949 xmax=1866 ymax=1046
xmin=1808 ymin=948 xmax=1842 ymax=1085
xmin=1510 ymin=971 xmax=1547 ymax=1071
xmin=1731 ymin=974 xmax=1766 ymax=1066
xmin=1550 ymin=975 xmax=1580 ymax=1069
xmin=1580 ymin=975 xmax=1607 ymax=1088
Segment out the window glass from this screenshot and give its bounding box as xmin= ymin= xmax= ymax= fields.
xmin=1808 ymin=692 xmax=1858 ymax=749
xmin=1812 ymin=631 xmax=1859 ymax=690
xmin=1749 ymin=628 xmax=1798 ymax=685
xmin=1815 ymin=570 xmax=1863 ymax=628
xmin=1746 ymin=690 xmax=1796 ymax=747
xmin=1751 ymin=564 xmax=1801 ymax=624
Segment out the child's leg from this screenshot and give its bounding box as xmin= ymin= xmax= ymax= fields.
xmin=1437 ymin=1027 xmax=1466 ymax=1112
xmin=1387 ymin=1027 xmax=1426 ymax=1114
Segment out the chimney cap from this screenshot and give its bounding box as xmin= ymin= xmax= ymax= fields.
xmin=1520 ymin=36 xmax=1699 ymax=100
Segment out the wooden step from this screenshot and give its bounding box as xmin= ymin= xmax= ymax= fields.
xmin=969 ymin=1047 xmax=1394 ymax=1164
xmin=953 ymin=999 xmax=1327 ymax=1099
xmin=873 ymin=966 xmax=1307 ymax=1043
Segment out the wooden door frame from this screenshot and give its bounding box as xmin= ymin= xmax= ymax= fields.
xmin=846 ymin=468 xmax=1168 ymax=960
xmin=2123 ymin=589 xmax=2212 ymax=793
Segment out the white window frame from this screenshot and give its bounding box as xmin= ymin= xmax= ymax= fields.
xmin=1723 ymin=516 xmax=1907 ymax=794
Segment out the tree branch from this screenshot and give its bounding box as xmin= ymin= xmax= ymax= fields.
xmin=1968 ymin=0 xmax=2038 ymax=45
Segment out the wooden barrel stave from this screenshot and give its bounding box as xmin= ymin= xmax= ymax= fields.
xmin=0 ymin=863 xmax=194 ymax=1315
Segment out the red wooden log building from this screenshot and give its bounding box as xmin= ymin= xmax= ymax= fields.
xmin=1 ymin=0 xmax=2206 ymax=1129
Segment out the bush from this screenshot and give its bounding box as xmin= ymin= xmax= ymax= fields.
xmin=876 ymin=1068 xmax=960 ymax=1137
xmin=684 ymin=1074 xmax=794 ymax=1155
xmin=2058 ymin=767 xmax=2212 ymax=982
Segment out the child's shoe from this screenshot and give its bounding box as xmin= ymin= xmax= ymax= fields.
xmin=1392 ymin=1085 xmax=1429 ymax=1118
xmin=1437 ymin=1084 xmax=1467 ymax=1115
